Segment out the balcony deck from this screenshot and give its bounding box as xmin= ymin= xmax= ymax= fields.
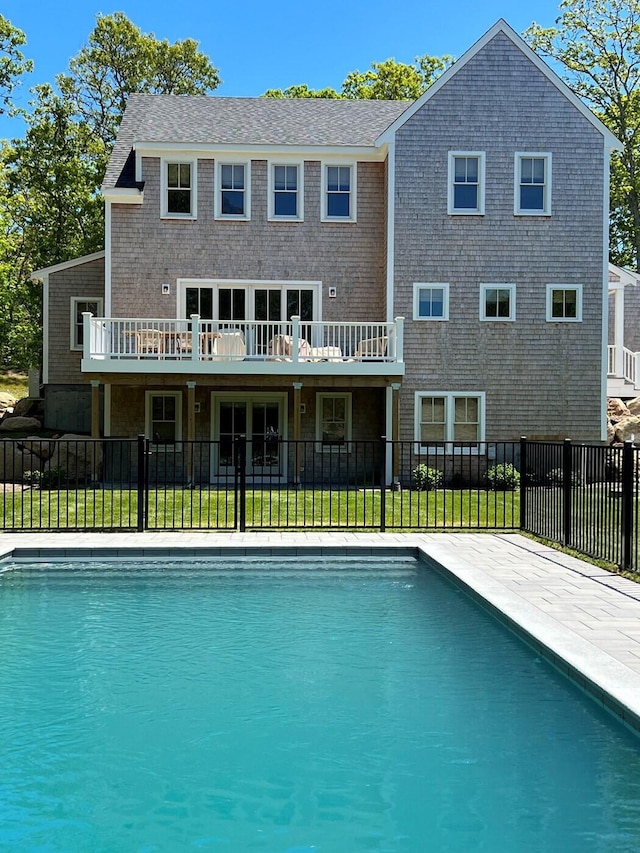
xmin=81 ymin=315 xmax=405 ymax=377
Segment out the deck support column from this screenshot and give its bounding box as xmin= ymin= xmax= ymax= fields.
xmin=186 ymin=381 xmax=196 ymax=485
xmin=385 ymin=383 xmax=401 ymax=488
xmin=293 ymin=382 xmax=302 ymax=485
xmin=90 ymin=380 xmax=100 ymax=482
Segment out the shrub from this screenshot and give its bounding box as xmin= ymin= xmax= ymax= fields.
xmin=23 ymin=467 xmax=68 ymax=489
xmin=486 ymin=463 xmax=520 ymax=491
xmin=412 ymin=464 xmax=443 ymax=491
xmin=547 ymin=467 xmax=580 ymax=487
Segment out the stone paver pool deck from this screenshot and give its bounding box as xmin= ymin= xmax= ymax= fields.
xmin=2 ymin=531 xmax=640 ymax=733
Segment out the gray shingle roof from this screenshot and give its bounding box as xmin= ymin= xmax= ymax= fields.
xmin=103 ymin=93 xmax=410 ymax=190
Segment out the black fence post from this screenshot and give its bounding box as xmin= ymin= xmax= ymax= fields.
xmin=379 ymin=435 xmax=387 ymax=532
xmin=622 ymin=440 xmax=634 ymax=571
xmin=519 ymin=436 xmax=527 ymax=532
xmin=234 ymin=434 xmax=247 ymax=533
xmin=562 ymin=438 xmax=573 ymax=547
xmin=136 ymin=434 xmax=146 ymax=532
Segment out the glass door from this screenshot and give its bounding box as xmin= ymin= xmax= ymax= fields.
xmin=213 ymin=395 xmax=285 ymax=480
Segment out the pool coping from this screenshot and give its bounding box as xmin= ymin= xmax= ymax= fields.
xmin=2 ymin=531 xmax=640 ymax=734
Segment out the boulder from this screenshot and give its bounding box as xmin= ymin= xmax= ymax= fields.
xmin=17 ymin=437 xmax=56 ymax=461
xmin=627 ymin=396 xmax=640 ymax=416
xmin=608 ymin=397 xmax=631 ymax=421
xmin=47 ymin=434 xmax=103 ymax=482
xmin=0 ymin=440 xmax=42 ymax=481
xmin=12 ymin=396 xmax=44 ymax=419
xmin=607 ymin=420 xmax=616 ymax=444
xmin=0 ymin=416 xmax=42 ymax=432
xmin=614 ymin=415 xmax=640 ymax=443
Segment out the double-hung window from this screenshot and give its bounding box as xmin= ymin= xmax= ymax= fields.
xmin=413 ymin=283 xmax=449 ymax=320
xmin=448 ymin=152 xmax=485 ymax=214
xmin=415 ymin=392 xmax=485 ymax=452
xmin=316 ymin=393 xmax=352 ymax=451
xmin=546 ymin=285 xmax=582 ymax=322
xmin=270 ymin=163 xmax=303 ymax=220
xmin=515 ymin=153 xmax=551 ymax=215
xmin=70 ymin=297 xmax=103 ymax=350
xmin=322 ymin=164 xmax=355 ymax=221
xmin=164 ymin=161 xmax=196 ymax=218
xmin=145 ymin=391 xmax=182 ymax=449
xmin=480 ymin=284 xmax=515 ymax=321
xmin=216 ymin=162 xmax=249 ymax=219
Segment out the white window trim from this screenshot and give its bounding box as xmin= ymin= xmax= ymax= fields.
xmin=178 ymin=278 xmax=322 ymax=322
xmin=70 ymin=296 xmax=103 ymax=351
xmin=413 ymin=283 xmax=449 ymax=321
xmin=268 ymin=160 xmax=304 ymax=222
xmin=315 ymin=392 xmax=352 ymax=453
xmin=546 ymin=284 xmax=583 ymax=322
xmin=447 ymin=151 xmax=485 ymax=215
xmin=321 ymin=162 xmax=357 ymax=222
xmin=414 ymin=391 xmax=486 ymax=455
xmin=145 ymin=391 xmax=183 ymax=451
xmin=514 ymin=152 xmax=552 ymax=216
xmin=214 ymin=160 xmax=251 ymax=221
xmin=161 ymin=158 xmax=197 ymax=220
xmin=479 ymin=283 xmax=516 ymax=322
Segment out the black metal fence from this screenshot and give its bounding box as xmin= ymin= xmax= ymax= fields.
xmin=1 ymin=434 xmax=639 ymax=571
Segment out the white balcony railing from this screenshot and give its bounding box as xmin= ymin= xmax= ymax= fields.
xmin=608 ymin=343 xmax=639 ymax=387
xmin=83 ymin=314 xmax=404 ymax=370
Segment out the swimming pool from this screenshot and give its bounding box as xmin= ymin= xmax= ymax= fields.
xmin=2 ymin=557 xmax=640 ymax=851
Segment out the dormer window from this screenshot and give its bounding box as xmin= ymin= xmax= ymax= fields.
xmin=163 ymin=160 xmax=196 ymax=218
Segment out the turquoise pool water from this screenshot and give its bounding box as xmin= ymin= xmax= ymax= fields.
xmin=2 ymin=558 xmax=640 ymax=852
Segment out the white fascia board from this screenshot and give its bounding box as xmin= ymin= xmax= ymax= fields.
xmin=376 ymin=19 xmax=623 ymax=152
xmin=608 ymin=261 xmax=640 ymax=288
xmin=102 ymin=188 xmax=144 ymax=204
xmin=30 ymin=250 xmax=106 ymax=280
xmin=134 ymin=141 xmax=385 ymax=161
xmin=80 ymin=361 xmax=406 ymax=377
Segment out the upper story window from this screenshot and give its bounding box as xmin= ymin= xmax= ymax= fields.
xmin=515 ymin=153 xmax=551 ymax=215
xmin=163 ymin=160 xmax=196 ymax=218
xmin=413 ymin=283 xmax=449 ymax=320
xmin=546 ymin=285 xmax=582 ymax=322
xmin=70 ymin=297 xmax=103 ymax=351
xmin=216 ymin=162 xmax=250 ymax=220
xmin=322 ymin=164 xmax=356 ymax=221
xmin=480 ymin=284 xmax=515 ymax=321
xmin=448 ymin=152 xmax=485 ymax=215
xmin=269 ymin=162 xmax=303 ymax=221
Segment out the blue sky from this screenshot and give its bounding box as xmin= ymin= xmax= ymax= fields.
xmin=1 ymin=0 xmax=563 ymax=140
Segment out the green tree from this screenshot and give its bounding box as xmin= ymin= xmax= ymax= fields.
xmin=0 ymin=14 xmax=33 ymax=116
xmin=525 ymin=0 xmax=640 ymax=268
xmin=58 ymin=11 xmax=220 ymax=147
xmin=263 ymin=54 xmax=453 ymax=101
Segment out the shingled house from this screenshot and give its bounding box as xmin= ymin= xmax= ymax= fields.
xmin=33 ymin=20 xmax=621 ymax=483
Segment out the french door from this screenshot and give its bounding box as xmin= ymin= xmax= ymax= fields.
xmin=212 ymin=394 xmax=287 ymax=480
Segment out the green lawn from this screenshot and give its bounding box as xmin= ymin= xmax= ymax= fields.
xmin=1 ymin=486 xmax=520 ymax=531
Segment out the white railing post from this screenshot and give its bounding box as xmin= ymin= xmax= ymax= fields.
xmin=292 ymin=315 xmax=300 ymax=364
xmin=635 ymin=352 xmax=640 ymax=389
xmin=615 ymin=286 xmax=625 ymax=377
xmin=82 ymin=312 xmax=92 ymax=358
xmin=190 ymin=314 xmax=200 ymax=361
xmin=395 ymin=317 xmax=404 ymax=363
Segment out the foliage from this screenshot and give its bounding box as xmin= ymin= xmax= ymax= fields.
xmin=23 ymin=467 xmax=68 ymax=489
xmin=412 ymin=463 xmax=444 ymax=491
xmin=0 ymin=370 xmax=28 ymax=399
xmin=263 ymin=54 xmax=453 ymax=101
xmin=487 ymin=463 xmax=521 ymax=491
xmin=525 ymin=0 xmax=640 ymax=268
xmin=0 ymin=15 xmax=33 ymax=116
xmin=57 ymin=12 xmax=221 ymax=147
